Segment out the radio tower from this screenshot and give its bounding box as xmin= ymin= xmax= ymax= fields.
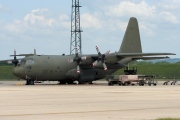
xmin=70 ymin=0 xmax=83 ymax=55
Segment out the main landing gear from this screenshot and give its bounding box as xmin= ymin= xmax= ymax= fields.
xmin=26 ymin=79 xmax=35 ymax=85
xmin=58 ymin=80 xmax=76 ymax=85
xmin=58 ymin=80 xmax=93 ymax=85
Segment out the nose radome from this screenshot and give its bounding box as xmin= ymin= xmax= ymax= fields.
xmin=12 ymin=67 xmax=24 ymax=77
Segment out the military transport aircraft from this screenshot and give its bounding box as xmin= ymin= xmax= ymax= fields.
xmin=0 ymin=17 xmax=175 ymax=85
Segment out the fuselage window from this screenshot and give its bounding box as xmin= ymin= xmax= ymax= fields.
xmin=26 ymin=58 xmax=34 ymax=65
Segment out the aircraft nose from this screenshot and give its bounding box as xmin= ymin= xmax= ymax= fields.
xmin=12 ymin=67 xmax=25 ymax=78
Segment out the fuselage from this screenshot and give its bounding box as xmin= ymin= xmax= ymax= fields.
xmin=13 ymin=54 xmax=132 ymax=82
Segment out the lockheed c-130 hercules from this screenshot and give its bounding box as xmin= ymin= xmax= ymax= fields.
xmin=1 ymin=17 xmax=175 ymax=85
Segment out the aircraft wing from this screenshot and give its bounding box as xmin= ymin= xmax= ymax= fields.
xmin=10 ymin=54 xmax=34 ymax=57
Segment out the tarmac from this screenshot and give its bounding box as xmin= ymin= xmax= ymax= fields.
xmin=0 ymin=80 xmax=180 ymax=120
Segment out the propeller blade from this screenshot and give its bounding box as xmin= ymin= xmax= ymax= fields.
xmin=95 ymin=46 xmax=100 ymax=53
xmin=81 ymin=56 xmax=86 ymax=60
xmin=12 ymin=49 xmax=19 ymax=67
xmin=67 ymin=48 xmax=86 ymax=73
xmin=14 ymin=49 xmax=16 ymax=56
xmin=77 ymin=65 xmax=80 ymax=73
xmin=103 ymin=63 xmax=107 ymax=70
xmin=93 ymin=60 xmax=98 ymax=66
xmin=94 ymin=46 xmax=109 ymax=70
xmin=34 ymin=49 xmax=36 ymax=56
xmin=68 ymin=59 xmax=74 ymax=63
xmin=14 ymin=49 xmax=16 ymax=60
xmin=105 ymin=50 xmax=110 ymax=55
xmin=75 ymin=47 xmax=78 ymax=55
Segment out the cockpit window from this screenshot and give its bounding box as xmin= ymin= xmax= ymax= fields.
xmin=20 ymin=59 xmax=26 ymax=65
xmin=26 ymin=58 xmax=34 ymax=65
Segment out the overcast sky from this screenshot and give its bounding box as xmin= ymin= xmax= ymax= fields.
xmin=0 ymin=0 xmax=179 ymax=60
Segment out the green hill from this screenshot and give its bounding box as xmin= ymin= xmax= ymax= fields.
xmin=0 ymin=65 xmax=17 ymax=80
xmin=114 ymin=61 xmax=180 ymax=79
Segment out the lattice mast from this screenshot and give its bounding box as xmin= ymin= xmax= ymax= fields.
xmin=70 ymin=0 xmax=83 ymax=55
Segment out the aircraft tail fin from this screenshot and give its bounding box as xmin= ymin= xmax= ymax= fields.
xmin=119 ymin=17 xmax=142 ymax=53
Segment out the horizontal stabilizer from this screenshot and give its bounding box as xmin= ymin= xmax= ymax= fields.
xmin=116 ymin=53 xmax=176 ymax=58
xmin=132 ymin=56 xmax=169 ymax=61
xmin=0 ymin=59 xmax=22 ymax=64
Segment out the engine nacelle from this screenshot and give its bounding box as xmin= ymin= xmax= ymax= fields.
xmin=66 ymin=69 xmax=79 ymax=79
xmin=80 ymin=56 xmax=94 ymax=65
xmin=105 ymin=53 xmax=118 ymax=64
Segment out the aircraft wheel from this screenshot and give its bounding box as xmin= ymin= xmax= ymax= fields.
xmin=26 ymin=80 xmax=30 ymax=85
xmin=59 ymin=81 xmax=66 ymax=85
xmin=66 ymin=80 xmax=74 ymax=84
xmin=30 ymin=80 xmax=35 ymax=85
xmin=78 ymin=81 xmax=85 ymax=84
xmin=123 ymin=82 xmax=128 ymax=86
xmin=26 ymin=79 xmax=34 ymax=85
xmin=88 ymin=81 xmax=93 ymax=84
xmin=108 ymin=82 xmax=113 ymax=86
xmin=171 ymin=82 xmax=174 ymax=85
xmin=163 ymin=82 xmax=167 ymax=85
xmin=148 ymin=82 xmax=151 ymax=86
xmin=139 ymin=80 xmax=144 ymax=86
xmin=139 ymin=81 xmax=142 ymax=86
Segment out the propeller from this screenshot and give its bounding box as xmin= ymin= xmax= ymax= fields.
xmin=34 ymin=49 xmax=36 ymax=56
xmin=68 ymin=48 xmax=86 ymax=73
xmin=12 ymin=49 xmax=19 ymax=67
xmin=93 ymin=46 xmax=110 ymax=70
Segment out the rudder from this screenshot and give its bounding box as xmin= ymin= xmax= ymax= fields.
xmin=119 ymin=17 xmax=142 ymax=53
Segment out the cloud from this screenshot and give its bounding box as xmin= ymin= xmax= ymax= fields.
xmin=2 ymin=8 xmax=72 ymax=49
xmin=0 ymin=3 xmax=11 ymax=12
xmin=159 ymin=0 xmax=180 ymax=10
xmin=59 ymin=14 xmax=71 ymax=29
xmin=24 ymin=9 xmax=56 ymax=27
xmin=106 ymin=1 xmax=156 ymax=19
xmin=4 ymin=9 xmax=71 ymax=35
xmin=0 ymin=0 xmax=179 ymax=59
xmin=81 ymin=13 xmax=102 ymax=29
xmin=159 ymin=11 xmax=179 ymax=24
xmin=5 ymin=20 xmax=22 ymax=33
